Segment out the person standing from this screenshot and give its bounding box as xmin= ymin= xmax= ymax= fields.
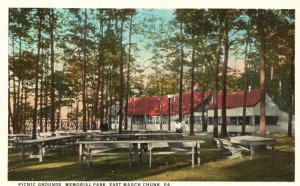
xmin=175 ymin=119 xmax=183 ymax=133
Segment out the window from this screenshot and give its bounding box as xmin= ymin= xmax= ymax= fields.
xmin=208 ymin=117 xmax=219 ymax=125
xmin=229 ymin=117 xmax=237 ymax=125
xmin=162 ymin=116 xmax=169 ymax=124
xmin=193 ymin=116 xmax=202 ymax=124
xmin=255 ymin=116 xmax=278 ymax=125
xmin=132 ymin=116 xmax=146 ymax=124
xmin=237 ymin=116 xmax=250 ymax=125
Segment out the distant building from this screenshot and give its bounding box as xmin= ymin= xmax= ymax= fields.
xmin=207 ymin=89 xmax=289 ymax=134
xmin=112 ymin=92 xmax=212 ymax=131
xmin=108 ymin=89 xmax=290 ymax=134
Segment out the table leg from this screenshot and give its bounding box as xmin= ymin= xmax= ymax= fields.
xmin=38 ymin=144 xmax=43 ymax=162
xmin=250 ymin=145 xmax=255 ymax=160
xmin=197 ymin=142 xmax=200 ymax=166
xmin=129 ymin=144 xmax=132 ymax=168
xmin=138 ymin=143 xmax=143 ymax=163
xmin=42 ymin=146 xmax=46 ymax=156
xmin=271 ymin=144 xmax=275 ymax=159
xmin=16 ymin=137 xmax=19 ymax=148
xmin=68 ymin=138 xmax=71 ymax=149
xmin=79 ymin=144 xmax=83 ymax=165
xmin=86 ymin=144 xmax=90 ymax=165
xmin=191 ymin=145 xmax=195 ymax=168
xmin=21 ymin=144 xmax=25 ymax=164
xmin=149 ymin=148 xmax=152 ymax=168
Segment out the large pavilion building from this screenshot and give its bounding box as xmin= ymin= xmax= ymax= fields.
xmin=111 ymin=91 xmax=212 ymax=131
xmin=206 ymin=89 xmax=290 ymax=134
xmin=109 ymin=89 xmax=291 ymax=134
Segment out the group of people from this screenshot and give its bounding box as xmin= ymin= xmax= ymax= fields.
xmin=93 ymin=118 xmax=183 ymax=133
xmin=100 ymin=121 xmax=109 ymax=131
xmin=91 ymin=116 xmax=109 ymax=131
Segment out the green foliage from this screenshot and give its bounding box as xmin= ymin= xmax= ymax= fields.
xmin=8 ymin=8 xmax=295 ymax=123
xmin=67 ymin=110 xmax=83 ymax=120
xmin=9 ymin=51 xmax=36 ymax=80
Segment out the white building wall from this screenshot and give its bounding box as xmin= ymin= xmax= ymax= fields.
xmin=252 ymin=95 xmax=280 ymax=116
xmin=112 ymin=93 xmax=290 ymax=134
xmin=207 ymin=106 xmax=255 ymax=117
xmin=207 ymin=94 xmax=278 ymax=117
xmin=122 ymin=115 xmax=205 ymax=133
xmin=206 ymin=94 xmax=289 ymax=134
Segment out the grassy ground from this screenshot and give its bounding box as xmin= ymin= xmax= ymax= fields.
xmin=8 ymin=134 xmax=295 ymax=181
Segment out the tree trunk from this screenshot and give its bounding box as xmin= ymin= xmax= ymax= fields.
xmin=76 ymin=97 xmax=79 ymax=130
xmin=257 ymin=10 xmax=267 ymax=137
xmin=288 ymin=48 xmax=294 ymax=136
xmin=178 ymin=20 xmax=184 ymax=123
xmin=160 ymin=97 xmax=163 ymax=130
xmin=113 ymin=66 xmax=117 ymax=130
xmin=242 ymin=36 xmax=251 ymax=135
xmin=109 ymin=67 xmax=113 ymax=130
xmin=220 ymin=15 xmax=229 ymax=138
xmin=15 ymin=36 xmax=22 ymax=134
xmin=32 ymin=10 xmax=43 ymax=138
xmin=16 ymin=76 xmax=21 ymax=133
xmin=8 ymin=76 xmax=12 ymax=134
xmin=201 ymin=89 xmax=206 ymax=132
xmin=86 ymin=86 xmax=90 ymax=130
xmin=189 ymin=38 xmax=196 ymax=136
xmin=9 ymin=36 xmax=15 ymax=134
xmin=39 ymin=44 xmax=44 ymax=132
xmin=23 ymin=80 xmax=28 ymax=133
xmin=57 ymin=91 xmax=62 ymax=129
xmin=93 ymin=48 xmax=102 ymax=129
xmin=20 ymin=79 xmax=24 ymax=133
xmin=105 ymin=76 xmax=109 ymax=122
xmin=100 ymin=63 xmax=105 ymax=124
xmin=50 ymin=8 xmax=56 ymax=132
xmin=12 ymin=76 xmax=17 ymax=134
xmin=117 ymin=18 xmax=125 ymax=134
xmin=82 ymin=9 xmax=88 ymax=132
xmin=124 ymin=13 xmax=134 ymax=131
xmin=44 ymin=58 xmax=49 ymax=132
xmin=213 ymin=15 xmax=223 ymax=139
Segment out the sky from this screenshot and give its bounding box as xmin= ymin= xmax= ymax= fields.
xmin=131 ymin=9 xmax=175 ymax=68
xmin=152 ymin=9 xmax=175 ymax=19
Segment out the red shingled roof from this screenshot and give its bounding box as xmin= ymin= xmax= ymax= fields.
xmin=127 ymin=91 xmax=211 ymax=116
xmin=207 ymin=89 xmax=261 ymax=109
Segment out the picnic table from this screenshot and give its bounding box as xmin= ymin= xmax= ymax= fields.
xmin=134 ymin=133 xmax=183 ymax=140
xmin=8 ymin=134 xmax=31 ymax=148
xmin=121 ymin=130 xmax=147 ymax=134
xmin=121 ymin=130 xmax=172 ymax=134
xmin=76 ymin=139 xmax=205 ymax=168
xmin=89 ymin=133 xmax=183 ymax=141
xmin=230 ymin=135 xmax=276 ymax=160
xmin=18 ymin=135 xmax=82 ymax=163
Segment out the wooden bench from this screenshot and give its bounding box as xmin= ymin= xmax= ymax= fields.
xmin=230 ymin=136 xmax=276 ymax=160
xmin=77 ymin=140 xmax=204 ymax=169
xmin=146 ymin=141 xmax=203 ymax=168
xmin=19 ymin=135 xmax=79 ymax=163
xmin=8 ymin=134 xmax=31 ymax=148
xmin=228 ymin=132 xmax=252 ymax=137
xmin=38 ymin=132 xmax=55 ymax=138
xmin=78 ymin=141 xmax=135 ymax=168
xmin=214 ymin=138 xmax=250 ymax=159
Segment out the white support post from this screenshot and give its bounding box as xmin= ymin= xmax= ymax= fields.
xmin=38 ymin=144 xmax=43 ymax=162
xmin=79 ymin=144 xmax=82 ymax=165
